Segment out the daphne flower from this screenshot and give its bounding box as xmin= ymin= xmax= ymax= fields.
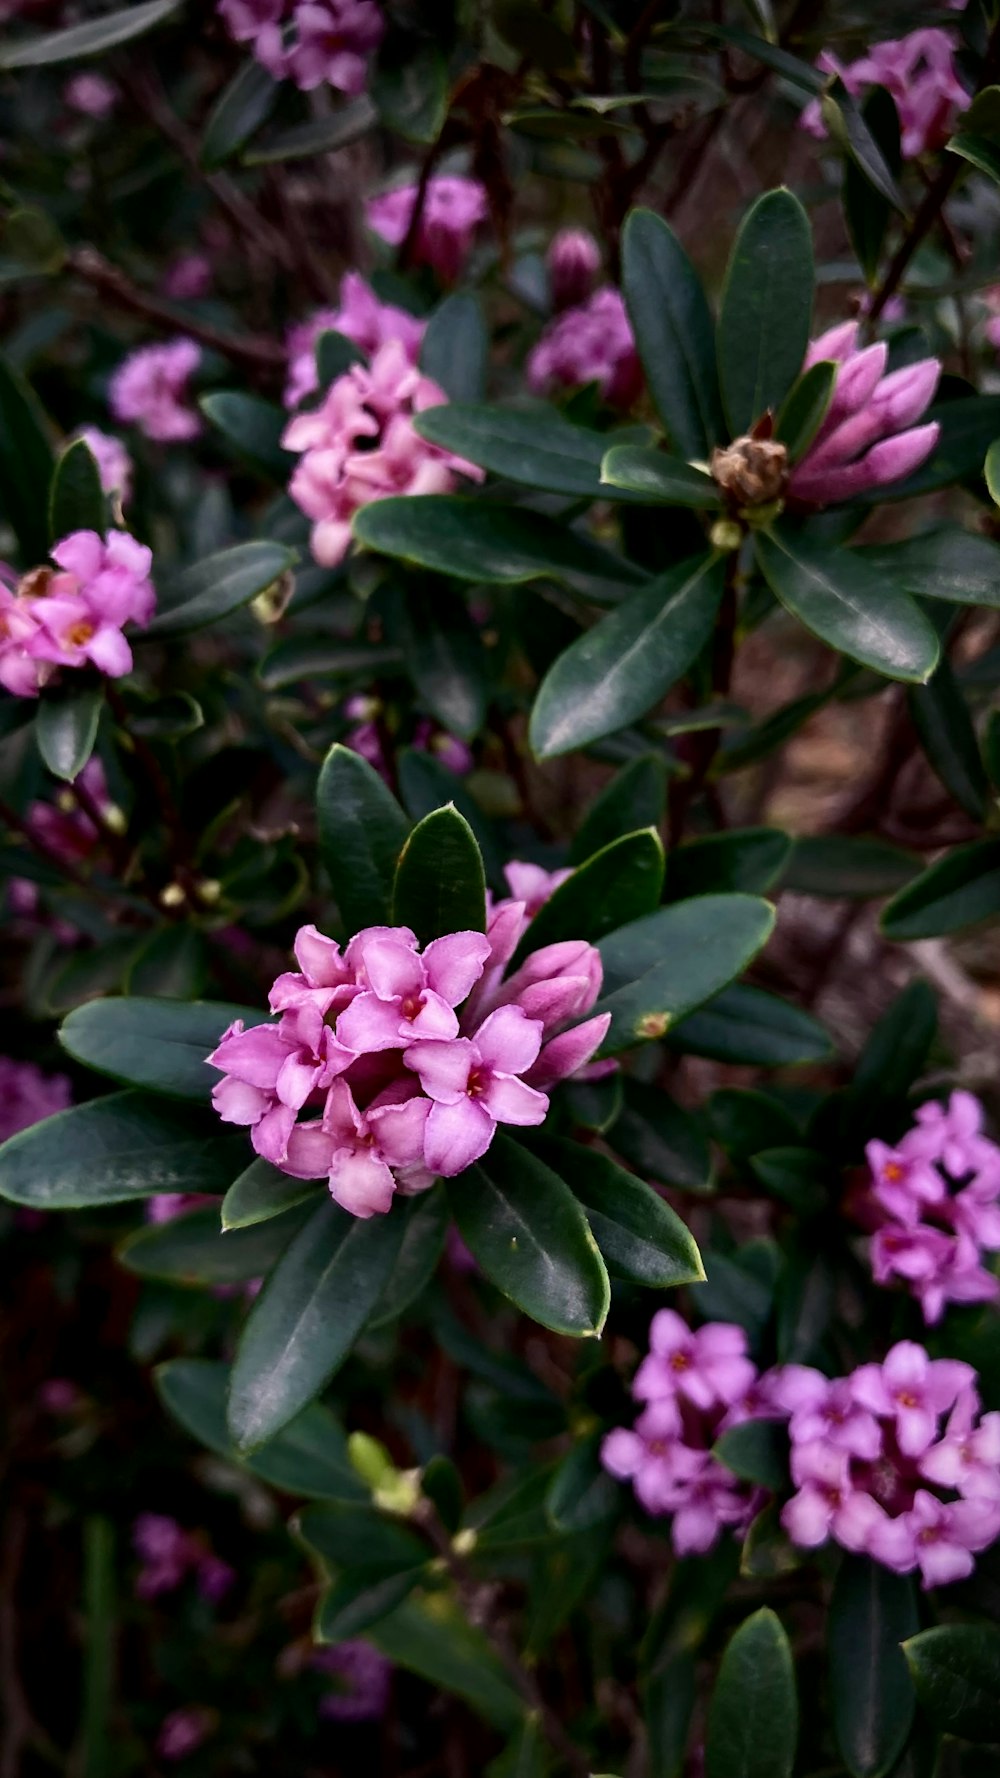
xmin=336 ymin=929 xmax=492 ymax=1052
xmin=286 ymin=0 xmax=385 ymax=94
xmin=528 ymin=287 xmax=643 ymax=410
xmin=109 ymin=339 xmax=201 ymax=443
xmin=547 ymin=228 xmax=601 ymax=310
xmin=801 ymin=29 xmax=968 ymax=160
xmin=366 ymin=176 xmax=489 ymax=282
xmin=64 ymin=72 xmax=117 ymax=117
xmin=73 ymin=428 xmax=134 ymax=505
xmin=314 ymin=1640 xmax=393 ymax=1721
xmin=283 ymin=1079 xmax=433 ymax=1216
xmin=404 ymin=1005 xmax=548 ymax=1175
xmin=789 ymin=323 xmax=940 ymax=504
xmin=285 ymin=272 xmax=425 ymax=408
xmin=768 ymin=1365 xmax=882 ymax=1461
xmin=0 ymin=1057 xmax=72 ymax=1142
xmin=634 ymin=1309 xmax=757 ymax=1411
xmin=208 ymin=1007 xmax=354 ymax=1164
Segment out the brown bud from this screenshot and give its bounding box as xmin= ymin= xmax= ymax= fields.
xmin=710 ymin=436 xmax=788 ymax=507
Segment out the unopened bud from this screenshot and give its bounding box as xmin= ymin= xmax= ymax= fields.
xmin=195 ymin=878 xmax=223 ymax=905
xmin=102 ymin=802 xmax=128 ymax=836
xmin=709 ymin=518 xmax=744 ymax=553
xmin=711 ymin=436 xmax=787 ymax=506
xmin=159 ymin=882 xmax=186 ymax=910
xmin=452 ymin=1527 xmax=477 ymax=1557
xmin=374 ymin=1469 xmax=422 ymax=1517
xmin=348 ymin=1431 xmax=395 ymax=1489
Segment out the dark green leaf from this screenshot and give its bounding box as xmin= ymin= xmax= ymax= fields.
xmin=825 ymin=81 xmax=906 ymax=211
xmin=903 ymin=1625 xmax=1000 ymax=1744
xmin=830 ymin=1556 xmax=918 ymax=1778
xmin=118 ymin=1200 xmax=311 ymax=1285
xmin=487 ymin=1717 xmax=548 ymax=1778
xmin=889 ymin=396 xmax=1000 ymax=499
xmin=392 ymin=804 xmax=486 ymax=941
xmin=36 ymin=684 xmax=103 ymax=782
xmin=705 ymin=1608 xmax=798 ymax=1778
xmin=200 ymin=393 xmax=292 ymax=480
xmin=59 ymin=996 xmax=267 ymax=1100
xmin=840 ymin=980 xmax=938 ymax=1153
xmin=718 ymin=190 xmax=813 ymax=434
xmin=415 ymin=404 xmax=645 ymax=500
xmin=419 ymin=297 xmax=488 ymax=404
xmin=740 ymin=1503 xmax=802 ymax=1579
xmin=693 ymin=1244 xmax=777 ymax=1344
xmin=909 ymin=661 xmax=989 ymax=820
xmin=48 ymin=438 xmax=106 ymax=540
xmin=258 ymin=636 xmax=397 ymax=691
xmin=371 ymin=1592 xmax=523 ymax=1731
xmin=396 ymin=747 xmax=504 ymax=884
xmin=145 ymin=542 xmax=296 ymax=638
xmin=774 ymin=361 xmax=836 ymax=461
xmin=844 ymin=90 xmax=902 ymax=282
xmin=125 ymin=926 xmax=208 ymax=1000
xmin=0 ymin=352 xmax=55 ymax=561
xmin=714 ymin=1419 xmax=789 ymax=1491
xmin=782 ymin=835 xmax=918 ymax=899
xmin=665 ymin=828 xmax=791 ymax=899
xmin=315 ymin=329 xmax=364 ymax=387
xmin=595 ymin=895 xmax=776 ymax=1053
xmin=390 ymin=578 xmax=488 ymax=739
xmin=422 ymin=1455 xmax=463 ymax=1534
xmin=612 ymin=1078 xmax=714 ymax=1192
xmin=222 ymin=1158 xmax=323 ymax=1230
xmin=451 ymin=1133 xmax=610 ymax=1337
xmin=547 ymin=1433 xmax=620 ymax=1532
xmin=881 ymin=839 xmax=1000 ymax=940
xmin=1 ymin=207 xmax=66 ymax=277
xmin=571 ymin=756 xmax=667 ymax=863
xmin=749 ymin=1147 xmax=829 ymax=1214
xmin=371 ymin=38 xmax=447 ymax=142
xmin=667 ymin=983 xmax=832 ymax=1065
xmin=298 ymin=1500 xmax=429 ymax=1574
xmin=513 ymin=827 xmax=664 ymax=962
xmin=227 ymin=1197 xmax=404 ymax=1450
xmin=316 ymin=742 xmax=410 ymax=935
xmin=755 ymin=527 xmax=939 ymax=683
xmin=369 ymin=1189 xmax=448 ymax=1327
xmin=0 ymin=1090 xmax=245 ymax=1209
xmin=600 ymin=445 xmax=722 ymax=508
xmin=529 ymin=553 xmax=725 ymax=759
xmin=0 ymin=0 xmax=181 ymax=67
xmin=243 ymin=98 xmax=376 ymax=165
xmin=316 ymin=1568 xmax=424 ymax=1639
xmin=859 ymin=528 xmax=1000 ymax=609
xmin=708 ymin=1088 xmax=800 ymax=1159
xmin=621 ymin=208 xmax=725 ymax=459
xmin=948 ymin=130 xmax=1000 ymax=184
xmin=532 ymin=1134 xmax=704 ymax=1287
xmin=201 ymin=58 xmax=278 ymax=167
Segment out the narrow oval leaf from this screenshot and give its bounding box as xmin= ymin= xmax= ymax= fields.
xmin=903 ymin=1624 xmax=1000 ymax=1744
xmin=621 ymin=208 xmax=725 ymax=459
xmin=415 ymin=404 xmax=647 ymax=500
xmin=547 ymin=1434 xmax=621 ymax=1532
xmin=0 ymin=0 xmax=181 ymax=68
xmin=316 ymin=742 xmax=410 ymax=935
xmin=451 ymin=1133 xmax=610 ymax=1337
xmin=227 ymin=1197 xmax=404 ymax=1451
xmin=59 ymin=996 xmax=268 ymax=1100
xmin=774 ymin=361 xmax=836 ymax=461
xmin=368 ymin=1189 xmax=448 ymax=1328
xmin=782 ymin=836 xmax=918 ymax=899
xmin=571 ymin=755 xmax=667 ymax=863
xmin=369 ymin=1592 xmax=524 ymax=1731
xmin=612 ymin=1078 xmax=714 ymax=1193
xmin=36 ymin=683 xmax=103 ymax=782
xmin=419 ymin=296 xmax=487 ymax=403
xmin=714 ymin=1420 xmax=790 ymax=1491
xmin=705 ymin=1607 xmax=798 ymax=1778
xmin=908 ymin=662 xmax=989 ymax=820
xmin=392 ymin=804 xmax=487 ymax=942
xmin=316 ymin=1568 xmax=425 ymax=1640
xmin=222 ymin=1157 xmax=324 ymax=1229
xmin=595 ymin=895 xmax=776 ymax=1053
xmin=755 ymin=527 xmax=939 ymax=683
xmin=860 ymin=527 xmax=1000 ymax=608
xmin=389 ymin=578 xmax=488 ymax=740
xmin=48 ymin=438 xmax=106 ymax=540
xmin=298 ymin=1501 xmax=429 ymax=1573
xmin=0 ymin=353 xmax=55 ymax=562
xmin=200 ymin=392 xmax=293 ymax=480
xmin=118 ymin=1200 xmax=312 ymax=1285
xmin=532 ymin=1135 xmax=704 ymax=1287
xmin=513 ymin=827 xmax=665 ymax=962
xmin=243 ymin=96 xmax=376 ymax=165
xmin=718 ymin=189 xmax=814 ymax=434
xmin=201 ymin=58 xmax=279 ymax=168
xmin=666 ymin=983 xmax=832 ymax=1066
xmin=0 ymin=1091 xmax=245 ymax=1209
xmin=600 ymin=444 xmax=721 ymax=507
xmin=665 ymin=828 xmax=791 ymax=899
xmin=830 ymin=1556 xmax=918 ymax=1778
xmin=529 ymin=553 xmax=725 ymax=759
xmin=881 ymin=839 xmax=1000 ymax=940
xmin=144 ymin=541 xmax=296 ymax=638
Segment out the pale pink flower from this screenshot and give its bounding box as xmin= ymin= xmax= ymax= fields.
xmin=404 ymin=1005 xmax=548 ymax=1175
xmin=284 ymin=273 xmax=425 ymax=408
xmin=366 ymin=176 xmax=489 ymax=282
xmin=547 ymin=228 xmax=601 ymax=310
xmin=73 ymin=427 xmax=133 ymax=504
xmin=634 ymin=1309 xmax=757 ymax=1411
xmin=108 ymin=339 xmax=201 ymax=443
xmin=64 ymin=72 xmax=117 ymax=118
xmin=528 ymin=287 xmax=643 ymax=409
xmin=801 ymin=29 xmax=968 ymax=160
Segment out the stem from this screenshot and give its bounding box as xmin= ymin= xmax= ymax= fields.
xmin=67 ymin=248 xmax=285 ymax=371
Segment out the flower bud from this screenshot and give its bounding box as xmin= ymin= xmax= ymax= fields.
xmin=710 ymin=437 xmax=788 ymax=506
xmin=547 ymin=227 xmax=601 ymax=309
xmin=709 ymin=517 xmax=744 ymax=553
xmin=159 ymin=882 xmax=186 ymax=910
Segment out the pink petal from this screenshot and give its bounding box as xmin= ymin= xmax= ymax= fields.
xmin=328 ymin=1148 xmax=396 ymax=1218
xmin=336 ymin=992 xmax=411 ymax=1053
xmin=363 ymin=935 xmax=424 ymax=1002
xmin=480 ymin=1072 xmax=549 ymax=1127
xmin=283 ymin=1121 xmax=336 ymax=1179
xmin=473 ymin=1005 xmax=543 ymax=1075
xmin=424 ymin=1097 xmax=495 ymax=1175
xmin=422 ymin=930 xmax=491 ymax=1004
xmin=368 ymin=1096 xmax=431 ymax=1168
xmin=403 ymin=1037 xmax=474 ymax=1103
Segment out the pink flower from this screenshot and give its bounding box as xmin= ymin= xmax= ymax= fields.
xmin=157 ymin=1707 xmax=215 ymax=1761
xmin=905 ymin=1489 xmax=994 ymax=1588
xmin=404 ymin=1005 xmax=548 ymax=1174
xmin=64 ymin=72 xmax=117 ymax=118
xmin=26 ymin=529 xmax=155 ymax=679
xmin=801 ymin=29 xmax=968 ymax=160
xmin=108 ymin=339 xmax=201 ymax=443
xmin=865 ymin=1135 xmax=946 ymax=1222
xmin=920 ymin=1395 xmax=1000 ymax=1500
xmin=768 ymin=1364 xmax=882 ymax=1460
xmin=851 ymin=1343 xmax=975 ymax=1458
xmin=366 ymin=176 xmax=489 ymax=283
xmin=634 ymin=1310 xmax=758 ymax=1411
xmin=73 ymin=428 xmax=133 ymax=504
xmin=547 ymin=228 xmax=601 ymax=310
xmin=528 ymin=287 xmax=643 ymax=409
xmin=284 ymin=1080 xmax=434 ymax=1216
xmin=789 ymin=322 xmax=940 ymax=504
xmin=284 ymin=273 xmax=425 ymax=408
xmin=411 ymin=719 xmax=473 ymax=776
xmin=501 ymin=861 xmax=572 ymax=917
xmin=218 ymin=0 xmax=284 ymax=42
xmin=162 ymin=253 xmax=213 ymax=301
xmin=336 ymin=928 xmax=492 ymax=1052
xmin=0 ymin=1058 xmax=71 ymax=1143
xmin=209 ymin=1007 xmax=354 ymax=1165
xmin=314 ymin=1640 xmax=392 ymax=1721
xmin=286 ymin=0 xmax=385 ymax=95
xmin=0 ymin=579 xmax=48 ymax=697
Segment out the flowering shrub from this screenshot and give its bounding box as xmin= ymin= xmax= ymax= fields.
xmin=3 ymin=1 xmax=1000 ymax=1773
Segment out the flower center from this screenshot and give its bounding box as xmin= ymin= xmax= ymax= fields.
xmin=466 ymin=1067 xmax=487 ymax=1098
xmin=669 ymin=1352 xmax=690 ymax=1372
xmin=67 ymin=620 xmax=95 ymax=646
xmin=896 ymin=1391 xmax=919 ymax=1408
xmin=399 ymin=993 xmax=423 ymax=1021
xmin=884 ymin=1161 xmax=905 ymax=1182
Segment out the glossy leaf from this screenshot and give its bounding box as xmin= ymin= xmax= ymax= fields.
xmin=830 ymin=1556 xmax=918 ymax=1778
xmin=705 ymin=1608 xmax=798 ymax=1778
xmin=903 ymin=1624 xmax=1000 ymax=1743
xmin=316 ymin=742 xmax=410 ymax=935
xmin=127 ymin=926 xmax=208 ymax=1000
xmin=782 ymin=835 xmax=918 ymax=899
xmin=755 ymin=527 xmax=939 ymax=683
xmin=48 ymin=438 xmax=106 ymax=540
xmin=532 ymin=1135 xmax=703 ymax=1288
xmin=298 ymin=1500 xmax=429 ymax=1574
xmin=200 ymin=58 xmax=278 ymax=167
xmin=368 ymin=1189 xmax=448 ymax=1328
xmin=415 ymin=403 xmax=644 ymax=500
xmin=529 ymin=553 xmax=725 ymax=759
xmin=749 ymin=1148 xmax=829 ymax=1214
xmin=59 ymin=996 xmax=267 ymax=1100
xmin=0 ymin=1091 xmax=245 ymax=1209
xmin=908 ymin=661 xmax=989 ymax=820
xmin=118 ymin=1200 xmax=311 ymax=1285
xmin=371 ymin=1592 xmax=523 ymax=1732
xmin=227 ymin=1197 xmax=404 ymax=1450
xmin=881 ymin=839 xmax=1000 ymax=940
xmin=389 ymin=577 xmax=489 ymax=739
xmin=392 ymin=804 xmax=486 ymax=942
xmin=222 ymin=1158 xmax=324 ymax=1230
xmin=621 ymin=208 xmax=725 ymax=459
xmin=546 ymin=1433 xmax=620 ymax=1533
xmin=844 ymin=90 xmax=902 ymax=282
xmin=717 ymin=190 xmax=813 ymax=434
xmin=419 ymin=296 xmax=487 ymax=404
xmin=826 ymin=81 xmax=905 ymax=210
xmin=600 ymin=445 xmax=721 ymax=508
xmin=145 ymin=542 xmax=296 ymax=638
xmin=243 ymin=97 xmax=376 ymax=164
xmin=571 ymin=755 xmax=667 ymax=863
xmin=36 ymin=683 xmax=103 ymax=782
xmin=708 ymin=1088 xmax=800 ymax=1160
xmin=595 ymin=895 xmax=776 ymax=1053
xmin=611 ymin=1078 xmax=713 ymax=1193
xmin=667 ymin=983 xmax=833 ymax=1065
xmin=0 ymin=0 xmax=181 ymax=67
xmin=200 ymin=393 xmax=292 ymax=480
xmin=0 ymin=352 xmax=55 ymax=562
xmin=774 ymin=360 xmax=836 ymax=461
xmin=714 ymin=1419 xmax=789 ymax=1491
xmin=316 ymin=1568 xmax=425 ymax=1640
xmin=665 ymin=828 xmax=791 ymax=899
xmin=451 ymin=1134 xmax=610 ymax=1337
xmin=513 ymin=827 xmax=664 ymax=963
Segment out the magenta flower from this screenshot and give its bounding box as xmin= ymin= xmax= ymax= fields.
xmin=0 ymin=1057 xmax=72 ymax=1143
xmin=366 ymin=176 xmax=489 ymax=283
xmin=501 ymin=860 xmax=573 ymax=917
xmin=156 ymin=1707 xmax=215 ymax=1762
xmin=286 ymin=0 xmax=385 ymax=94
xmin=218 ymin=0 xmax=284 ymax=41
xmin=208 ymin=1006 xmax=354 ymax=1165
xmin=162 ymin=253 xmax=213 ymax=302
xmin=633 ymin=1309 xmax=757 ymax=1412
xmin=313 ymin=1639 xmax=392 ymax=1722
xmin=404 ymin=1005 xmax=548 ymax=1175
xmin=25 ymin=529 xmax=156 ymax=680
xmin=851 ymin=1343 xmax=975 ymax=1458
xmin=64 ymin=72 xmax=117 ymax=118
xmin=789 ymin=322 xmax=940 ymax=504
xmin=528 ymin=286 xmax=643 ymax=410
xmin=865 ymin=1135 xmax=946 ymax=1223
xmin=108 ymin=339 xmax=201 ymax=443
xmin=284 ymin=1080 xmax=433 ymax=1216
xmin=285 ymin=273 xmax=425 ymax=408
xmin=904 ymin=1490 xmax=994 ymax=1589
xmin=768 ymin=1364 xmax=882 ymax=1461
xmin=801 ymin=29 xmax=968 ymax=161
xmin=547 ymin=228 xmax=601 ymax=310
xmin=73 ymin=428 xmax=133 ymax=504
xmin=920 ymin=1395 xmax=1000 ymax=1500
xmin=337 ymin=929 xmax=492 ymax=1051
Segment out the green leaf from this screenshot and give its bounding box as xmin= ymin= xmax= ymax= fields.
xmin=222 ymin=1158 xmax=323 ymax=1230
xmin=908 ymin=661 xmax=989 ymax=820
xmin=392 ymin=804 xmax=486 ymax=941
xmin=389 ymin=578 xmax=488 ymax=739
xmin=145 ymin=541 xmax=296 ymax=638
xmin=782 ymin=835 xmax=918 ymax=899
xmin=546 ymin=1433 xmax=620 ymax=1532
xmin=354 ymin=495 xmax=646 ymax=601
xmin=0 ymin=0 xmax=181 ymax=67
xmin=258 ymin=636 xmax=398 ymax=691
xmin=749 ymin=1147 xmax=829 ymax=1214
xmin=774 ymin=361 xmax=836 ymax=461
xmin=0 ymin=352 xmax=55 ymax=562
xmin=571 ymin=755 xmax=667 ymax=863
xmin=903 ymin=1624 xmax=1000 ymax=1743
xmin=397 ymin=747 xmax=503 ymax=883
xmin=987 ymin=436 xmax=1000 ymax=507
xmin=371 ymin=39 xmax=448 ymax=143
xmin=708 ymin=1088 xmax=800 ymax=1160
xmin=755 ymin=526 xmax=939 ymax=683
xmin=825 ymin=81 xmax=906 ymax=211
xmin=59 ymin=996 xmax=267 ymax=1100
xmin=844 ymin=90 xmax=902 ymax=283
xmin=1 ymin=206 xmax=66 ymax=277
xmin=718 ymin=190 xmax=813 ymax=434
xmin=450 ymin=1133 xmax=610 ymax=1338
xmin=948 ymin=130 xmax=1000 ymax=184
xmin=36 ymin=683 xmax=103 ymax=782
xmin=532 ymin=1135 xmax=704 ymax=1288
xmin=740 ymin=1503 xmax=802 ymax=1579
xmin=201 ymin=58 xmax=278 ymax=167
xmin=667 ymin=983 xmax=832 ymax=1065
xmin=48 ymin=438 xmax=106 ymax=540
xmin=242 ymin=97 xmax=376 ymax=165
xmin=316 ymin=742 xmax=410 ymax=935
xmin=155 ymin=1356 xmax=364 ymax=1498
xmin=513 ymin=827 xmax=664 ymax=963
xmin=487 ymin=1717 xmax=548 ymax=1778
xmin=529 ymin=553 xmax=725 ymax=759
xmin=126 ymin=926 xmax=208 ymax=1000
xmin=843 ymin=980 xmax=938 ymax=1148
xmin=415 ymin=404 xmax=646 ymax=501
xmin=881 ymin=839 xmax=1000 ymax=940
xmin=890 ymin=396 xmax=1000 ymax=498
xmin=314 ymin=329 xmax=364 ymax=388
xmin=611 ymin=1078 xmax=714 ymax=1192
xmin=298 ymin=1500 xmax=429 ymax=1574
xmin=693 ymin=1243 xmax=777 ymax=1343
xmin=118 ymin=1200 xmax=311 ymax=1285
xmin=600 ymin=445 xmax=721 ymax=508
xmin=200 ymin=392 xmax=292 ymax=480
xmin=665 ymin=828 xmax=791 ymax=899
xmin=0 ymin=1090 xmax=245 ymax=1209
xmin=714 ymin=1419 xmax=789 ymax=1491
xmin=368 ymin=1188 xmax=448 ymax=1328
xmin=595 ymin=895 xmax=776 ymax=1053
xmin=227 ymin=1197 xmax=404 ymax=1450
xmin=705 ymin=1608 xmax=798 ymax=1778
xmin=316 ymin=1568 xmax=425 ymax=1640
xmin=419 ymin=297 xmax=488 ymax=404
xmin=370 ymin=1591 xmax=524 ymax=1732
xmin=621 ymin=208 xmax=724 ymax=459
xmin=830 ymin=1556 xmax=918 ymax=1778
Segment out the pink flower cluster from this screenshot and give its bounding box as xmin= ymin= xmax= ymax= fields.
xmin=788 ymin=321 xmax=940 ymax=504
xmin=859 ymin=1091 xmax=1000 ymax=1324
xmin=0 ymin=1057 xmax=71 ymax=1144
xmin=108 ymin=339 xmax=201 ymax=443
xmin=208 ymin=901 xmax=610 ymax=1218
xmin=133 ymin=1513 xmax=235 ymax=1603
xmin=282 ymin=341 xmax=481 ymax=566
xmin=527 ymin=287 xmax=643 ymax=410
xmin=801 ymin=29 xmax=968 ymax=160
xmin=366 ymin=176 xmax=489 ymax=283
xmin=0 ymin=530 xmax=156 ymax=698
xmin=219 ymin=0 xmax=383 ymax=94
xmin=342 ymin=695 xmax=472 ymax=784
xmin=602 ymin=1310 xmax=765 ymax=1555
xmin=284 ymin=272 xmax=425 ymax=409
